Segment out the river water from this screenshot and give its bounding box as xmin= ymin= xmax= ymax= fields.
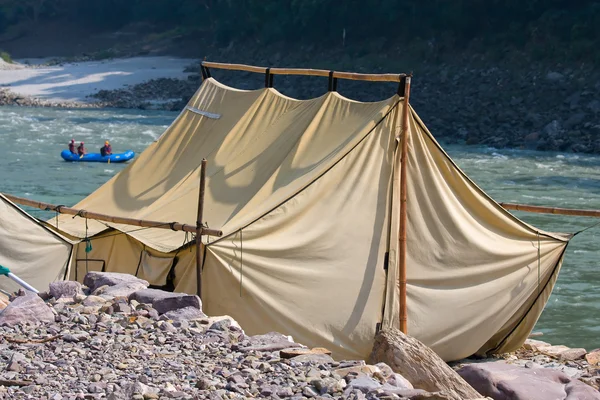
xmin=0 ymin=105 xmax=598 ymax=351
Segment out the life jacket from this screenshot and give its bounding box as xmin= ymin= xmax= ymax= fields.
xmin=69 ymin=143 xmax=76 ymax=153
xmin=100 ymin=146 xmax=106 ymax=156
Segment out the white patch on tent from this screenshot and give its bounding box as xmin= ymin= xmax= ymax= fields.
xmin=185 ymin=106 xmax=221 ymax=119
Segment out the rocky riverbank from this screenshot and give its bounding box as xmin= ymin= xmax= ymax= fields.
xmin=2 ymin=53 xmax=600 ymax=154
xmin=69 ymin=59 xmax=600 ymax=155
xmin=0 ymin=272 xmax=598 ymax=399
xmin=0 ymin=272 xmax=473 ymax=400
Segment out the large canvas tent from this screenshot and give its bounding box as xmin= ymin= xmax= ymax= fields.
xmin=34 ymin=63 xmax=569 ymax=361
xmin=0 ymin=194 xmax=73 ymax=293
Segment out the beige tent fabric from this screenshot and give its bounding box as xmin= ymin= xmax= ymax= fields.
xmin=0 ymin=194 xmax=73 ymax=292
xmin=382 ymin=109 xmax=568 ymax=361
xmin=138 ymin=250 xmax=175 ymax=286
xmin=69 ymin=233 xmax=194 ymax=292
xmin=49 ymin=76 xmax=570 ymax=361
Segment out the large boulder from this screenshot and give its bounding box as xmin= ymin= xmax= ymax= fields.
xmin=0 ymin=293 xmax=55 ymax=326
xmin=48 ymin=281 xmax=83 ymax=299
xmin=457 ymin=361 xmax=600 ymax=400
xmin=83 ymin=272 xmax=148 ymax=292
xmin=130 ymin=288 xmax=202 ymax=314
xmin=368 ymin=329 xmax=482 ymax=400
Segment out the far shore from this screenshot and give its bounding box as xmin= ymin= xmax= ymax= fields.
xmin=0 ymin=56 xmax=197 ymax=106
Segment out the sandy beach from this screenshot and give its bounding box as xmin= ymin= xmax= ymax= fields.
xmin=0 ymin=57 xmax=197 ymax=103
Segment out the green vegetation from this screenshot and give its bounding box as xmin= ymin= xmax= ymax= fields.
xmin=0 ymin=50 xmax=12 ymax=63
xmin=0 ymin=1 xmax=599 ymax=62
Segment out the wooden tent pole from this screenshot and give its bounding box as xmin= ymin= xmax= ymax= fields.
xmin=2 ymin=193 xmax=222 ymax=237
xmin=500 ymin=203 xmax=600 ymax=218
xmin=399 ymin=76 xmax=412 ymax=334
xmin=196 ymin=159 xmax=207 ymax=298
xmin=202 ymin=61 xmax=406 ymax=83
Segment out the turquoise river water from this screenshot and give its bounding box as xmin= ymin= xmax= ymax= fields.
xmin=0 ymin=106 xmax=598 ymax=351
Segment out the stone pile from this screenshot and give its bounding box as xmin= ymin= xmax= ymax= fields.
xmin=0 ymin=272 xmax=450 ymax=400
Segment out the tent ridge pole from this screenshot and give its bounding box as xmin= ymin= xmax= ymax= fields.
xmin=399 ymin=75 xmax=412 ymax=334
xmin=196 ymin=159 xmax=207 ymax=298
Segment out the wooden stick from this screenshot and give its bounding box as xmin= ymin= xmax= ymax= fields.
xmin=500 ymin=202 xmax=600 ymax=218
xmin=196 ymin=159 xmax=207 ymax=298
xmin=0 ymin=378 xmax=32 ymax=387
xmin=203 ymin=61 xmax=406 ymax=83
xmin=398 ymin=76 xmax=412 ymax=334
xmin=202 ymin=61 xmax=267 ymax=74
xmin=2 ymin=193 xmax=222 ymax=237
xmin=5 ymin=334 xmax=61 ymax=344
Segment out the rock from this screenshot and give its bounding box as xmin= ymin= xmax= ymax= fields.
xmin=129 ymin=289 xmax=186 ymax=304
xmin=585 ymin=349 xmax=600 ymax=366
xmin=152 ymin=294 xmax=202 ymax=315
xmin=103 ymin=282 xmax=149 ymax=298
xmin=347 ymin=375 xmax=382 ymax=392
xmin=334 ymin=365 xmax=380 ymax=378
xmin=457 ymin=361 xmax=600 ymax=400
xmin=124 ymin=381 xmax=160 ymax=399
xmin=522 ymin=339 xmax=551 ymax=351
xmin=293 ymin=353 xmax=335 ymax=364
xmin=546 ymin=72 xmax=564 ymax=81
xmin=83 ymin=295 xmax=108 ymax=307
xmin=564 ymin=112 xmax=586 ymax=129
xmin=543 ymin=120 xmax=562 ymax=137
xmin=160 ymin=306 xmax=206 ymax=321
xmin=48 ymin=281 xmax=83 ymax=299
xmin=209 ymin=318 xmax=231 ymax=331
xmin=83 ymin=272 xmax=148 ymax=292
xmin=281 ymin=347 xmax=332 ymax=359
xmin=538 ymin=344 xmax=586 ymax=361
xmin=368 ymin=329 xmax=481 ymax=400
xmin=63 ymin=332 xmax=89 ymax=342
xmin=558 ymin=348 xmax=587 ymax=361
xmin=0 ymin=292 xmax=55 ymax=326
xmin=242 ymin=332 xmax=302 ymax=352
xmin=523 ymin=132 xmax=539 ymax=142
xmin=588 ymin=100 xmax=600 ymax=114
xmin=206 ymin=316 xmax=243 ymax=331
xmin=387 ymin=373 xmax=414 ymax=390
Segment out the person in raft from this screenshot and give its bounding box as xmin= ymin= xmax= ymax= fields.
xmin=100 ymin=141 xmax=112 ymax=156
xmin=68 ymin=139 xmax=77 ymax=154
xmin=77 ymin=141 xmax=86 ymax=156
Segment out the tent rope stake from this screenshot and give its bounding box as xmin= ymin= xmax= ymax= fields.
xmin=2 ymin=194 xmax=223 ymax=237
xmin=398 ymin=75 xmax=412 ymax=334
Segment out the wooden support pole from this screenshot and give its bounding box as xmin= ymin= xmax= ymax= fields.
xmin=398 ymin=76 xmax=412 ymax=334
xmin=201 ymin=61 xmax=406 ymax=83
xmin=500 ymin=202 xmax=600 ymax=218
xmin=2 ymin=193 xmax=222 ymax=237
xmin=196 ymin=159 xmax=207 ymax=298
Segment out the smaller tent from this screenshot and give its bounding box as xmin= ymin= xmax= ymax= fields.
xmin=0 ymin=194 xmax=73 ymax=293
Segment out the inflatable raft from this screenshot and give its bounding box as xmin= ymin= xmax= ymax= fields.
xmin=61 ymin=150 xmax=135 ymax=163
